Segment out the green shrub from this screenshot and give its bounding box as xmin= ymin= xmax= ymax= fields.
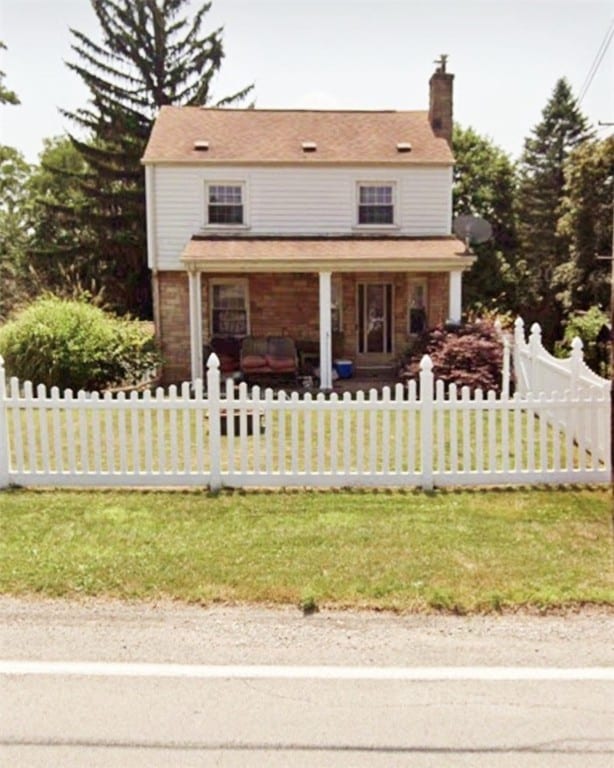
xmin=555 ymin=306 xmax=610 ymax=378
xmin=0 ymin=296 xmax=161 ymax=390
xmin=401 ymin=319 xmax=505 ymax=395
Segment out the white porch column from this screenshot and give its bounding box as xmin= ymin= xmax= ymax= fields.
xmin=188 ymin=269 xmax=203 ymax=383
xmin=448 ymin=269 xmax=463 ymax=325
xmin=318 ymin=271 xmax=333 ymax=390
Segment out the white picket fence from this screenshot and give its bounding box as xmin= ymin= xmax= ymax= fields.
xmin=0 ymin=337 xmax=610 ymax=489
xmin=513 ymin=317 xmax=611 ymax=461
xmin=513 ymin=317 xmax=610 ymax=397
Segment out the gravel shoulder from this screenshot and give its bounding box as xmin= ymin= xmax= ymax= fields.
xmin=1 ymin=597 xmax=613 ymax=668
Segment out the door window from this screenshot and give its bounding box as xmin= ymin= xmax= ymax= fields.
xmin=358 ymin=283 xmax=392 ymax=353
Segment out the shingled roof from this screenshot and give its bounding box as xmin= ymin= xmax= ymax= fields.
xmin=181 ymin=235 xmax=469 ymax=272
xmin=142 ymin=107 xmax=454 ymax=165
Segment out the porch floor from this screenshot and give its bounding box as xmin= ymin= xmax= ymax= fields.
xmin=219 ymin=366 xmax=402 ymax=396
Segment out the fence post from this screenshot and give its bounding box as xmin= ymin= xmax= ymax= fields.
xmin=420 ymin=355 xmax=434 ymax=491
xmin=529 ymin=322 xmax=542 ymax=393
xmin=570 ymin=336 xmax=583 ymax=399
xmin=207 ymin=353 xmax=222 ymax=491
xmin=502 ymin=335 xmax=511 ymax=400
xmin=513 ymin=317 xmax=525 ymax=394
xmin=0 ymin=357 xmax=9 ymax=488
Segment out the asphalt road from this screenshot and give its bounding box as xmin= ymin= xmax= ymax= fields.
xmin=1 ymin=599 xmax=613 ymax=767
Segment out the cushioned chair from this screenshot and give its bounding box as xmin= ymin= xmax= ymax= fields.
xmin=266 ymin=336 xmax=298 ymax=374
xmin=240 ymin=336 xmax=270 ymax=376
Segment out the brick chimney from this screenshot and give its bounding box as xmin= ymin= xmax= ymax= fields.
xmin=429 ymin=54 xmax=454 ymax=147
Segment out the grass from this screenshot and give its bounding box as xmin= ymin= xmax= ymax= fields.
xmin=1 ymin=487 xmax=612 ymax=613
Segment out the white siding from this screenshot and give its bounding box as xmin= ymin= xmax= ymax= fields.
xmin=151 ymin=165 xmax=453 ymax=270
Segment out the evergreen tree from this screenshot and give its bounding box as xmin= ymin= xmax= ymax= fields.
xmin=28 ymin=137 xmax=94 ymax=297
xmin=53 ymin=0 xmax=253 ymax=318
xmin=515 ymin=78 xmax=593 ymax=342
xmin=0 ymin=42 xmax=20 ymax=105
xmin=555 ymin=135 xmax=614 ymax=312
xmin=0 ymin=146 xmax=31 ymax=320
xmin=452 ymin=125 xmax=518 ymax=314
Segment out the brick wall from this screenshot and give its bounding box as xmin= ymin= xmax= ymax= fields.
xmin=248 ymin=273 xmax=319 ymax=339
xmin=428 ymin=273 xmax=449 ymax=327
xmin=155 ymin=271 xmax=191 ymax=383
xmin=156 ymin=269 xmax=452 ymax=382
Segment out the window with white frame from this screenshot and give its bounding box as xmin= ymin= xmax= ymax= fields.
xmin=357 ymin=184 xmax=394 ymax=225
xmin=210 ymin=280 xmax=249 ymax=336
xmin=408 ymin=281 xmax=427 ymax=335
xmin=207 ymin=184 xmax=244 ymax=225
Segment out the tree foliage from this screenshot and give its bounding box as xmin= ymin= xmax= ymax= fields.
xmin=0 ymin=145 xmax=31 ymax=320
xmin=514 ymin=78 xmax=593 ymax=342
xmin=555 ymin=135 xmax=614 ymax=312
xmin=27 ymin=136 xmax=107 ymax=302
xmin=0 ymin=42 xmax=20 ymax=106
xmin=557 ymin=306 xmax=610 ymax=377
xmin=49 ymin=0 xmax=253 ymax=318
xmin=452 ymin=125 xmax=518 ymax=313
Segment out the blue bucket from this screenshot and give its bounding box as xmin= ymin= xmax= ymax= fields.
xmin=335 ymin=359 xmax=353 ymax=379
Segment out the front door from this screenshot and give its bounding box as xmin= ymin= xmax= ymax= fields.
xmin=357 ymin=283 xmax=393 ymax=355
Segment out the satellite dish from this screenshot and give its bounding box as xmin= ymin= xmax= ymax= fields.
xmin=453 ymin=215 xmax=493 ymax=253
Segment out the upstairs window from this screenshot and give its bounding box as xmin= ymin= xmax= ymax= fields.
xmin=358 ymin=184 xmax=394 ymax=225
xmin=207 ymin=184 xmax=244 ymax=225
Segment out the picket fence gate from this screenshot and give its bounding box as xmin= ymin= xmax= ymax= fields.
xmin=0 ymin=345 xmax=610 ymax=490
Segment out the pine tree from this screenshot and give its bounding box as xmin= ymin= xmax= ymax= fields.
xmin=452 ymin=125 xmax=518 ymax=314
xmin=515 ymin=78 xmax=593 ymax=342
xmin=0 ymin=146 xmax=30 ymax=320
xmin=52 ymin=0 xmax=253 ymax=318
xmin=556 ymin=136 xmax=614 ymax=312
xmin=0 ymin=42 xmax=20 ymax=105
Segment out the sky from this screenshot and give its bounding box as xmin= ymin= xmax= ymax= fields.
xmin=0 ymin=0 xmax=612 ymax=164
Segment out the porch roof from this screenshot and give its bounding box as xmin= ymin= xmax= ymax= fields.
xmin=180 ymin=235 xmax=473 ymax=273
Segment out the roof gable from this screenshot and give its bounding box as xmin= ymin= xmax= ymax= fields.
xmin=142 ymin=107 xmax=453 ymax=165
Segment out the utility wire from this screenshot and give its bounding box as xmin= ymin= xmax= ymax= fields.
xmin=578 ymin=16 xmax=614 ymax=103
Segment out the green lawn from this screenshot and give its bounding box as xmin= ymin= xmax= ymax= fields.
xmin=1 ymin=487 xmax=612 ymax=613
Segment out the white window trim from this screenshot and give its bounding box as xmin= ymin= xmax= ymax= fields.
xmin=209 ymin=278 xmax=250 ymax=338
xmin=204 ymin=181 xmax=250 ymax=229
xmin=353 ymin=181 xmax=399 ymax=230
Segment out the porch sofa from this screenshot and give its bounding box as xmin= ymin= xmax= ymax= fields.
xmin=240 ymin=336 xmax=298 ymax=382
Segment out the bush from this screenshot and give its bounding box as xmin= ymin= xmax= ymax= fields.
xmin=556 ymin=306 xmax=610 ymax=378
xmin=401 ymin=319 xmax=505 ymax=395
xmin=0 ymin=296 xmax=161 ymax=390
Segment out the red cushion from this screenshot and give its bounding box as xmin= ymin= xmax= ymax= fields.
xmin=241 ymin=354 xmax=268 ymax=370
xmin=266 ymin=355 xmax=296 ymax=372
xmin=218 ymin=355 xmax=237 ymax=373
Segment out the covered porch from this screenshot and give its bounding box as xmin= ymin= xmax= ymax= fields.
xmin=181 ymin=235 xmax=472 ymax=389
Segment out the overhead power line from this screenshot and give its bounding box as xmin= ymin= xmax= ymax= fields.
xmin=578 ymin=17 xmax=614 ymax=104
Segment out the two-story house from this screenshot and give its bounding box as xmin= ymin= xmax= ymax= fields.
xmin=142 ymin=59 xmax=473 ymax=386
